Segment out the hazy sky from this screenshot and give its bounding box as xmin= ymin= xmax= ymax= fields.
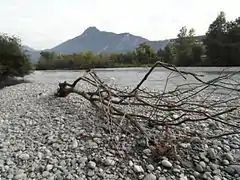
xmin=0 ymin=0 xmax=239 ymax=50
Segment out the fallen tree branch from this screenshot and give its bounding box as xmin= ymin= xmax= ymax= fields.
xmin=54 ymin=61 xmax=240 ymax=149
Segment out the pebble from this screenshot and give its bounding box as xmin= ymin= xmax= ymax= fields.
xmin=18 ymin=153 xmax=30 ymax=160
xmin=196 ymin=164 xmax=204 ymax=172
xmin=147 ymin=164 xmax=155 ymax=171
xmin=222 ymin=159 xmax=230 ymax=165
xmin=143 ymin=148 xmax=152 ymax=155
xmin=104 ymin=158 xmax=115 ymax=166
xmin=87 ymin=170 xmax=95 ymax=177
xmin=158 ymin=176 xmax=166 ymax=180
xmin=203 ymin=172 xmax=212 ymax=179
xmin=143 ymin=173 xmax=157 ymax=180
xmin=133 ymin=165 xmax=144 ymax=173
xmin=46 ymin=164 xmax=53 ymax=171
xmin=213 ymin=176 xmax=221 ymax=180
xmin=225 ymin=153 xmax=234 ymax=162
xmin=14 ymin=173 xmax=27 ymax=180
xmin=161 ymin=160 xmax=172 ymax=168
xmin=72 ymin=138 xmax=78 ymax=148
xmin=207 ymin=148 xmax=217 ymax=160
xmin=129 ymin=160 xmax=133 ymax=167
xmin=200 ymin=161 xmax=206 ymax=168
xmin=88 ymin=161 xmax=96 ymax=169
xmin=173 ymin=168 xmax=181 ymax=173
xmin=190 ymin=137 xmax=201 ymax=143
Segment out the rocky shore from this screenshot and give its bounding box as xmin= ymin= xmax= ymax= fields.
xmin=0 ymin=81 xmax=240 ymax=180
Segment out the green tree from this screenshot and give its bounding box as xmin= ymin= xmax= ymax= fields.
xmin=204 ymin=12 xmax=240 ymax=66
xmin=160 ymin=44 xmax=176 ymax=64
xmin=204 ymin=11 xmax=228 ymax=65
xmin=0 ymin=34 xmax=32 ymax=79
xmin=174 ymin=27 xmax=203 ymax=66
xmin=36 ymin=51 xmax=56 ymax=69
xmin=135 ymin=43 xmax=156 ymax=64
xmin=160 ymin=27 xmax=203 ymax=66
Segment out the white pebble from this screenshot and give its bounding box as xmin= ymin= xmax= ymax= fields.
xmin=133 ymin=165 xmax=144 ymax=173
xmin=161 ymin=160 xmax=172 ymax=168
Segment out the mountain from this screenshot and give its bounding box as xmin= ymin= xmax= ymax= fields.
xmin=50 ymin=26 xmax=153 ymax=54
xmin=25 ymin=26 xmax=197 ymax=61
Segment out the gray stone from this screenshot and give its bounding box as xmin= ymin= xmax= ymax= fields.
xmin=222 ymin=159 xmax=230 ymax=165
xmin=173 ymin=168 xmax=181 ymax=173
xmin=213 ymin=140 xmax=222 ymax=146
xmin=200 ymin=161 xmax=206 ymax=168
xmin=129 ymin=160 xmax=133 ymax=167
xmin=133 ymin=165 xmax=144 ymax=173
xmin=213 ymin=176 xmax=221 ymax=180
xmin=222 ymin=145 xmax=231 ymax=152
xmin=143 ymin=173 xmax=157 ymax=180
xmin=230 ymin=165 xmax=240 ymax=175
xmin=147 ymin=164 xmax=155 ymax=171
xmin=190 ymin=137 xmax=201 ymax=143
xmin=87 ymin=170 xmax=95 ymax=177
xmin=143 ymin=148 xmax=152 ymax=155
xmin=18 ymin=153 xmax=30 ymax=160
xmin=213 ymin=169 xmax=221 ymax=175
xmin=225 ymin=166 xmax=235 ymax=175
xmin=196 ymin=164 xmax=204 ymax=172
xmin=88 ymin=161 xmax=96 ymax=169
xmin=180 ymin=143 xmax=191 ymax=148
xmin=46 ymin=164 xmax=53 ymax=171
xmin=42 ymin=171 xmax=50 ymax=177
xmin=225 ymin=153 xmax=234 ymax=162
xmin=193 ymin=171 xmax=200 ymax=177
xmin=158 ymin=176 xmax=166 ymax=180
xmin=71 ymin=138 xmax=78 ymax=148
xmin=14 ymin=173 xmax=27 ymax=180
xmin=179 ymin=174 xmax=188 ymax=180
xmin=207 ymin=148 xmax=217 ymax=160
xmin=161 ymin=160 xmax=172 ymax=168
xmin=203 ymin=172 xmax=212 ymax=179
xmin=210 ymin=163 xmax=219 ymax=170
xmin=181 ymin=160 xmax=193 ymax=168
xmin=104 ymin=158 xmax=115 ymax=166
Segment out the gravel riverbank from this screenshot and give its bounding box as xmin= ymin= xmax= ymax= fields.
xmin=0 ymin=81 xmax=240 ymax=180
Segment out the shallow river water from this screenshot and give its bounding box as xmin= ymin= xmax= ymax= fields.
xmin=25 ymin=67 xmax=240 ymax=92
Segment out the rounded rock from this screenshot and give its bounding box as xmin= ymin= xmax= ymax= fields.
xmin=222 ymin=159 xmax=230 ymax=166
xmin=225 ymin=153 xmax=234 ymax=162
xmin=147 ymin=164 xmax=155 ymax=171
xmin=18 ymin=153 xmax=30 ymax=160
xmin=196 ymin=164 xmax=204 ymax=173
xmin=133 ymin=165 xmax=144 ymax=173
xmin=88 ymin=161 xmax=96 ymax=169
xmin=161 ymin=160 xmax=172 ymax=168
xmin=213 ymin=176 xmax=221 ymax=180
xmin=104 ymin=158 xmax=115 ymax=166
xmin=143 ymin=173 xmax=157 ymax=180
xmin=207 ymin=148 xmax=217 ymax=160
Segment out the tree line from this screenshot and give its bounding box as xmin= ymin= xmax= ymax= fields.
xmin=0 ymin=11 xmax=240 ymax=81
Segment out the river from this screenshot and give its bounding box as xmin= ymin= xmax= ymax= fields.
xmin=25 ymin=67 xmax=240 ymax=91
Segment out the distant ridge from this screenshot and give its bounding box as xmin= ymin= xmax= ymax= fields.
xmin=24 ymin=27 xmax=203 ymax=62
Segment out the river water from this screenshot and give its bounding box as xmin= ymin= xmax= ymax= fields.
xmin=26 ymin=67 xmax=240 ymax=91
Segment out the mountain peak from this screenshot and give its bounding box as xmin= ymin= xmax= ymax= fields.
xmin=83 ymin=26 xmax=100 ymax=34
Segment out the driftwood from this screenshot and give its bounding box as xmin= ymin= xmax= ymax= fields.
xmin=55 ymin=61 xmax=240 ymax=149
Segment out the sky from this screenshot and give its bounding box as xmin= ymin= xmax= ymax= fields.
xmin=0 ymin=0 xmax=239 ymax=50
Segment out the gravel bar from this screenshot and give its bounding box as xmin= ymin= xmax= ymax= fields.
xmin=0 ymin=81 xmax=240 ymax=180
